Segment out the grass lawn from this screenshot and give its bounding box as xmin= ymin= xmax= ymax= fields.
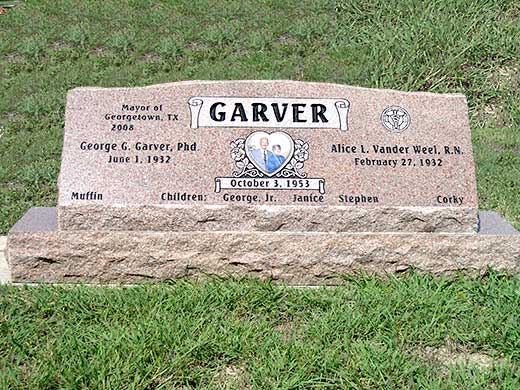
xmin=0 ymin=0 xmax=519 ymax=388
xmin=0 ymin=0 xmax=519 ymax=233
xmin=2 ymin=273 xmax=520 ymax=388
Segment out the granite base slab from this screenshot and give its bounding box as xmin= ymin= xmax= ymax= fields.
xmin=7 ymin=208 xmax=520 ymax=285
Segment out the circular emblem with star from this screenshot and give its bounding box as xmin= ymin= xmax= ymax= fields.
xmin=381 ymin=106 xmax=411 ymax=133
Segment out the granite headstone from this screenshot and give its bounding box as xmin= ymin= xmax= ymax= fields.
xmin=6 ymin=81 xmax=519 ymax=284
xmin=58 ymin=80 xmax=478 ymax=233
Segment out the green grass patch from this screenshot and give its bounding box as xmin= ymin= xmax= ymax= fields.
xmin=1 ymin=2 xmax=520 ymax=388
xmin=2 ymin=273 xmax=520 ymax=388
xmin=0 ymin=0 xmax=519 ymax=232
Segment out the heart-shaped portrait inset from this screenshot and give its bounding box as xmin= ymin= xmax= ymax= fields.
xmin=245 ymin=131 xmax=294 ymax=177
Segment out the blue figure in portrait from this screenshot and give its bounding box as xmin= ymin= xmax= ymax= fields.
xmin=267 ymin=144 xmax=286 ymax=173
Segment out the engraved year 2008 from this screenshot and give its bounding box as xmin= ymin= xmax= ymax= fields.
xmin=112 ymin=123 xmax=134 ymax=131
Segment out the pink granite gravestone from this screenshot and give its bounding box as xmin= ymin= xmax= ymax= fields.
xmin=6 ymin=81 xmax=520 ymax=284
xmin=57 ymin=80 xmax=478 ymax=233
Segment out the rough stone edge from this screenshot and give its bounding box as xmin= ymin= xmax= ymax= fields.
xmin=57 ymin=205 xmax=479 ymax=233
xmin=6 ymin=208 xmax=520 ymax=285
xmin=7 ymin=230 xmax=520 ymax=285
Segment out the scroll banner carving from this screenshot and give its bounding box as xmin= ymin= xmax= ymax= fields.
xmin=215 ymin=178 xmax=326 ymax=194
xmin=188 ymin=97 xmax=350 ymax=131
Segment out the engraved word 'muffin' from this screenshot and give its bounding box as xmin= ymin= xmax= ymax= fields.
xmin=71 ymin=191 xmax=103 ymax=201
xmin=209 ymin=102 xmax=329 ymax=124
